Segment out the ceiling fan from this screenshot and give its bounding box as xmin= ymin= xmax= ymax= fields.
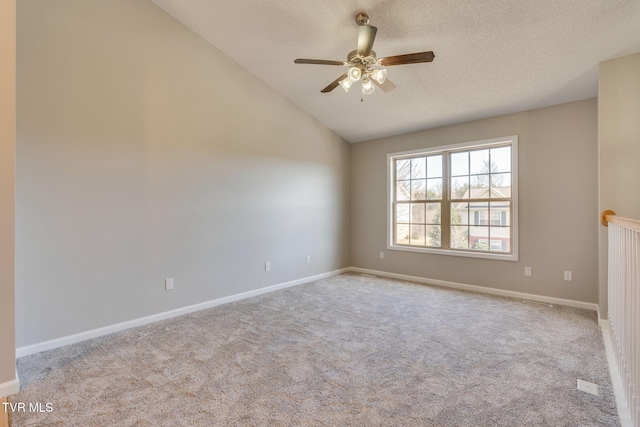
xmin=294 ymin=13 xmax=435 ymax=95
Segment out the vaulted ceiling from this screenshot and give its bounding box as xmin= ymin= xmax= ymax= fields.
xmin=150 ymin=0 xmax=640 ymax=143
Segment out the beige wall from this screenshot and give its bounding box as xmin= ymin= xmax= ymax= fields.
xmin=598 ymin=52 xmax=640 ymax=318
xmin=351 ymin=99 xmax=599 ymax=303
xmin=0 ymin=0 xmax=17 ymax=394
xmin=16 ymin=0 xmax=350 ymax=347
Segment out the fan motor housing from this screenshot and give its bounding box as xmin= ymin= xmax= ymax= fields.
xmin=347 ymin=50 xmax=376 ymax=61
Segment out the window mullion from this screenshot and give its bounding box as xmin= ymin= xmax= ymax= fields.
xmin=441 ymin=152 xmax=451 ymax=249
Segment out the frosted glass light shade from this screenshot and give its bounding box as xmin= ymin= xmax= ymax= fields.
xmin=371 ymin=69 xmax=387 ymax=84
xmin=362 ymin=77 xmax=375 ymax=94
xmin=347 ymin=67 xmax=362 ymax=82
xmin=339 ymin=78 xmax=352 ymax=92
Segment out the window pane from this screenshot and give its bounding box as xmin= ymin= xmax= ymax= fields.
xmin=451 ymin=176 xmax=469 ymax=199
xmin=470 ymin=149 xmax=489 ymax=175
xmin=427 ymin=178 xmax=442 ymax=200
xmin=451 ymin=203 xmax=469 ymax=226
xmin=450 ymin=152 xmax=468 ymax=176
xmin=426 ymin=203 xmax=441 ymax=225
xmin=491 ymin=173 xmax=511 ymax=196
xmin=490 ymin=201 xmax=510 ymax=226
xmin=411 ymin=179 xmax=426 ymax=200
xmin=470 ymin=226 xmax=489 ymax=251
xmin=451 ymin=225 xmax=468 ymax=249
xmin=411 ymin=203 xmax=425 ymax=223
xmin=396 ymin=181 xmax=410 ymax=201
xmin=427 ymin=155 xmax=442 ymax=178
xmin=396 ymin=224 xmax=409 ymax=245
xmin=396 ymin=159 xmax=410 ymax=180
xmin=426 ymin=225 xmax=441 ymax=247
xmin=410 ymin=225 xmax=426 ymax=246
xmin=490 ymin=146 xmax=511 ymax=173
xmin=470 ymin=174 xmax=489 ymax=197
xmin=411 ymin=157 xmax=426 ymax=179
xmin=470 ymin=202 xmax=489 ymax=225
xmin=490 ymin=227 xmax=510 ymax=252
xmin=396 ymin=203 xmax=409 ymax=223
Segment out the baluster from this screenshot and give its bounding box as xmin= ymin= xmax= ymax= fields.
xmin=604 ymin=213 xmax=640 ymax=426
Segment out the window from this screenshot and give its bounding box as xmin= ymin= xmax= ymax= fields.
xmin=388 ymin=136 xmax=518 ymax=261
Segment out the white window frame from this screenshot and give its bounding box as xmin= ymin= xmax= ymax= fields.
xmin=387 ymin=136 xmax=519 ymax=261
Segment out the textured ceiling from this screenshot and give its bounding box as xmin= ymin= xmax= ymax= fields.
xmin=149 ymin=0 xmax=640 ymax=143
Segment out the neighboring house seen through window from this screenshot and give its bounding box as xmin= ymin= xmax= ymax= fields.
xmin=388 ymin=136 xmax=518 ymax=261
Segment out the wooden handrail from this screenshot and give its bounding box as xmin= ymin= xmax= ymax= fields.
xmin=601 ymin=209 xmax=640 ymax=231
xmin=600 ymin=210 xmax=616 ymax=226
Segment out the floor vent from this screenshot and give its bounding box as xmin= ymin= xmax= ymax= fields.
xmin=359 ymin=273 xmax=378 ymax=278
xmin=577 ymin=379 xmax=599 ymax=396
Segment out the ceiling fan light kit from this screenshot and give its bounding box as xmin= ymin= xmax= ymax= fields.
xmin=294 ymin=13 xmax=435 ymax=96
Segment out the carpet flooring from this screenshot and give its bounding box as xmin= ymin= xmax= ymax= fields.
xmin=10 ymin=273 xmax=618 ymax=426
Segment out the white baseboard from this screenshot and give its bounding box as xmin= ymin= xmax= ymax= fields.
xmin=349 ymin=267 xmax=600 ymax=312
xmin=16 ymin=268 xmax=350 ymax=358
xmin=598 ymin=318 xmax=610 ymax=330
xmin=0 ymin=372 xmax=20 ymax=397
xmin=601 ymin=324 xmax=633 ymax=427
xmin=597 ymin=305 xmax=602 ymax=324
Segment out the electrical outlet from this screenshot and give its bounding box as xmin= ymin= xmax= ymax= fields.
xmin=564 ymin=271 xmax=572 ymax=281
xmin=306 ymin=255 xmax=311 ymax=264
xmin=380 ymin=251 xmax=384 ymax=259
xmin=524 ymin=267 xmax=532 ymax=277
xmin=265 ymin=262 xmax=271 ymax=272
xmin=165 ymin=278 xmax=174 ymax=290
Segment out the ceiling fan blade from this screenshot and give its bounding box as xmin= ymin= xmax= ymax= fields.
xmin=294 ymin=59 xmax=345 ymax=66
xmin=356 ymin=25 xmax=377 ymax=56
xmin=321 ymin=72 xmax=349 ymax=93
xmin=379 ymin=51 xmax=435 ymax=66
xmin=373 ymin=78 xmax=396 ymax=92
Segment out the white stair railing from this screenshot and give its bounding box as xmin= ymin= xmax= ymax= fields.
xmin=603 ymin=210 xmax=640 ymax=427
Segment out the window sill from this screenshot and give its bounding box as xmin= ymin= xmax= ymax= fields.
xmin=387 ymin=244 xmax=519 ymax=262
